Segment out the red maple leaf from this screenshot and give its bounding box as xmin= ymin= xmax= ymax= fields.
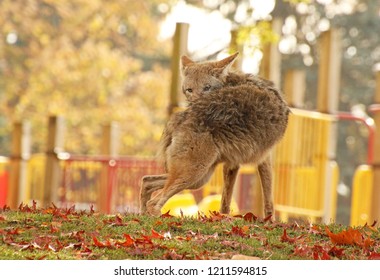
xmin=368 ymin=252 xmax=380 ymax=260
xmin=263 ymin=214 xmax=273 ymax=222
xmin=150 ymin=229 xmax=164 ymax=239
xmin=160 ymin=210 xmax=173 ymax=218
xmin=313 ymin=245 xmax=331 ymax=260
xmin=243 ymin=212 xmax=258 ymax=222
xmin=280 ymin=229 xmax=296 ymax=243
xmin=104 ymin=214 xmax=126 ymax=226
xmin=293 ymin=244 xmax=312 ymax=257
xmin=7 ymin=227 xmax=24 ymax=235
xmin=18 ymin=202 xmax=32 ymax=213
xmin=2 ymin=204 xmax=10 ymax=211
xmin=50 ymin=224 xmax=60 ymax=233
xmin=325 ymin=227 xmax=372 ymax=248
xmin=230 ymin=225 xmax=250 ymax=237
xmin=116 ymin=234 xmax=135 ymax=247
xmin=92 ymin=236 xmax=113 ymax=248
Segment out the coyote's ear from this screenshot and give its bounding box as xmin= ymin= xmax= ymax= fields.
xmin=181 ymin=55 xmax=194 ymax=69
xmin=214 ymin=52 xmax=239 ymax=69
xmin=213 ymin=52 xmax=239 ymax=77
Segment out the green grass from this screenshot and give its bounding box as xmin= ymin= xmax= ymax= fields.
xmin=0 ymin=203 xmax=379 ymax=260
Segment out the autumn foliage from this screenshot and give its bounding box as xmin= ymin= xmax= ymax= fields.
xmin=0 ymin=0 xmax=171 ymax=155
xmin=0 ymin=201 xmax=380 ymax=260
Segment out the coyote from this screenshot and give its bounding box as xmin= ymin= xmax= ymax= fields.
xmin=140 ymin=52 xmax=290 ymax=217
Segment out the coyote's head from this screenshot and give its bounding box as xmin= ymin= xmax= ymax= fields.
xmin=180 ymin=52 xmax=239 ymax=102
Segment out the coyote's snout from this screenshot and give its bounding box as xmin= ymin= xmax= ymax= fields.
xmin=140 ymin=52 xmax=290 ymax=217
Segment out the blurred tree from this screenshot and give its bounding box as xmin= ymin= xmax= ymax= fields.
xmin=0 ymin=0 xmax=173 ymax=155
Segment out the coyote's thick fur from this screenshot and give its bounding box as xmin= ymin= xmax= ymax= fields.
xmin=140 ymin=52 xmax=290 ymax=217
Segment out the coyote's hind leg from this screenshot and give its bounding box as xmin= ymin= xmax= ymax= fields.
xmin=140 ymin=174 xmax=167 ymax=213
xmin=146 ymin=165 xmax=216 ymax=216
xmin=220 ymin=164 xmax=240 ymax=214
xmin=257 ymin=156 xmax=274 ymax=218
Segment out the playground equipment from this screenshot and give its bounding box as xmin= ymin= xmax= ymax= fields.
xmin=273 ymin=108 xmax=339 ymax=222
xmin=0 ymin=156 xmax=9 ymax=207
xmin=350 ymin=165 xmax=373 ymax=226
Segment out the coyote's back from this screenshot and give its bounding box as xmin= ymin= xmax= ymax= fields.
xmin=182 ymin=79 xmax=289 ymax=165
xmin=140 ymin=52 xmax=290 ymax=217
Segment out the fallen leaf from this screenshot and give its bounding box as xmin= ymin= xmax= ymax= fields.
xmin=92 ymin=236 xmax=113 ymax=248
xmin=163 ymin=250 xmax=185 ymax=260
xmin=116 ymin=234 xmax=135 ymax=247
xmin=313 ymin=245 xmax=330 ymax=260
xmin=281 ymin=229 xmax=296 ymax=243
xmin=150 ymin=229 xmax=164 ymax=239
xmin=309 ymin=224 xmax=324 ymax=235
xmin=231 ymin=254 xmax=261 ymax=260
xmin=104 ymin=214 xmax=127 ymax=226
xmin=26 ymin=255 xmax=47 ymax=260
xmin=230 ymin=225 xmax=250 ymax=237
xmin=243 ymin=212 xmax=257 ymax=222
xmin=325 ymin=227 xmax=370 ymax=247
xmin=263 ymin=214 xmax=273 ymax=222
xmin=7 ymin=227 xmax=24 ymax=235
xmin=293 ymin=244 xmax=312 ymax=258
xmin=161 ymin=210 xmax=173 ymax=218
xmin=328 ymin=246 xmax=344 ymax=258
xmin=50 ymin=226 xmax=59 ymax=233
xmin=368 ymin=252 xmax=380 ymax=260
xmin=32 ymin=200 xmax=37 ymax=211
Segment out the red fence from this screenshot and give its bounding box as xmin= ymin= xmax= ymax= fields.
xmin=59 ymin=155 xmax=164 ymax=213
xmin=0 ymin=156 xmax=9 ymax=207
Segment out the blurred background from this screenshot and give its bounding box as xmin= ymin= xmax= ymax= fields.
xmin=0 ymin=0 xmax=380 ymax=223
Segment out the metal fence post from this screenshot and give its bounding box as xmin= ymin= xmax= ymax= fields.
xmin=7 ymin=121 xmax=31 ymax=208
xmin=98 ymin=122 xmax=119 ymax=213
xmin=43 ymin=115 xmax=65 ymax=207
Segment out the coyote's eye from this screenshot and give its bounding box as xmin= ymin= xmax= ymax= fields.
xmin=203 ymin=85 xmax=211 ymax=91
xmin=185 ymin=88 xmax=193 ymax=94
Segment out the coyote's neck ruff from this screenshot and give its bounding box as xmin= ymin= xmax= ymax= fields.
xmin=140 ymin=52 xmax=290 ymax=217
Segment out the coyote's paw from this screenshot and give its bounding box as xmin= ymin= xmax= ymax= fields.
xmin=146 ymin=201 xmax=161 ymax=216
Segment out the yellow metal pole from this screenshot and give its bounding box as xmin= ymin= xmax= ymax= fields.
xmin=168 ymin=22 xmax=189 ymax=116
xmin=369 ymin=71 xmax=380 ymax=222
xmin=229 ymin=29 xmax=244 ymax=70
xmin=284 ymin=69 xmax=305 ymax=108
xmin=316 ymin=29 xmax=342 ymax=223
xmin=43 ymin=115 xmax=65 ymax=207
xmin=8 ymin=121 xmax=31 ymax=208
xmin=317 ymin=29 xmax=342 ymax=113
xmin=259 ymin=18 xmax=282 ymax=88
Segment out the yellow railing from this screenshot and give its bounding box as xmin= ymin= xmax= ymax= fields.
xmin=273 ymin=108 xmax=338 ymax=222
xmin=25 ymin=154 xmax=46 ymax=204
xmin=350 ymin=165 xmax=373 ymax=226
